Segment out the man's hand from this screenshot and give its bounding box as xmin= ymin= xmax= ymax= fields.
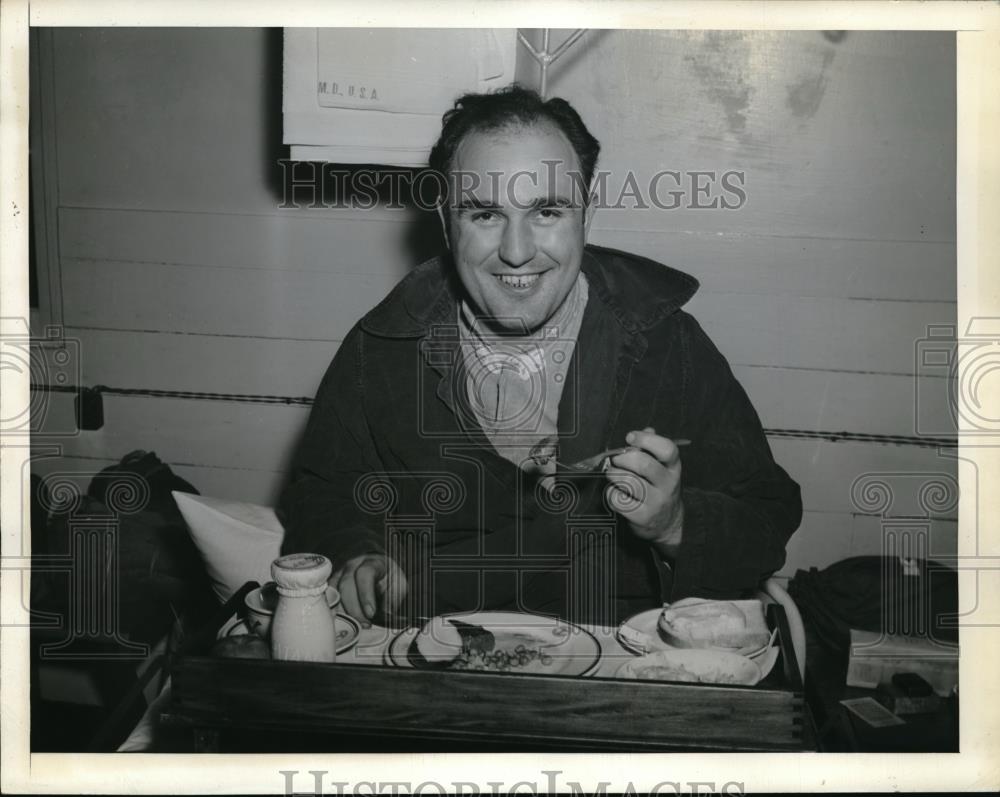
xmin=330 ymin=554 xmax=408 ymax=628
xmin=604 ymin=427 xmax=685 ymax=555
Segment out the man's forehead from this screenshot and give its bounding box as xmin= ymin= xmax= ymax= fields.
xmin=450 ymin=123 xmax=583 ymax=197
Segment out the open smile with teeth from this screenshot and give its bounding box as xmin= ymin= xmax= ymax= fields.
xmin=496 ymin=273 xmax=543 ymax=290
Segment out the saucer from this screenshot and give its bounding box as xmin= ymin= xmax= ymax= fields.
xmin=219 ymin=612 xmax=361 ymax=656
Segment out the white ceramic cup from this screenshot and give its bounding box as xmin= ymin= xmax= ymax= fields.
xmin=244 ymin=581 xmax=342 ymax=639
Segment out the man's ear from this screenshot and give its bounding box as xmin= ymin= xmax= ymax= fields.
xmin=435 ymin=199 xmax=451 ymax=249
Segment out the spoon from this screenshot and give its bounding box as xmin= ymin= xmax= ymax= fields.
xmin=529 ymin=438 xmax=692 ymax=473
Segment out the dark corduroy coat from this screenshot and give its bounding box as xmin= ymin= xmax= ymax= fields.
xmin=280 ymin=245 xmax=802 ymax=626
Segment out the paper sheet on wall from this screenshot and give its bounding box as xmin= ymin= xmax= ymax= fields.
xmin=315 ymin=29 xmax=508 ymax=114
xmin=284 ymin=28 xmax=518 ymax=165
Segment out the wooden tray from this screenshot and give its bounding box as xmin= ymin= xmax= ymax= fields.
xmin=163 ymin=582 xmax=811 ymax=751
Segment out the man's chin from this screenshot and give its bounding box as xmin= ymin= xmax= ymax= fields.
xmin=482 ymin=315 xmax=545 ymax=336
xmin=476 ymin=297 xmax=550 ymax=336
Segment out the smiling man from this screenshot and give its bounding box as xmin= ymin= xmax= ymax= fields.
xmin=445 ymin=124 xmax=589 ymax=334
xmin=279 ymin=85 xmax=802 ymax=628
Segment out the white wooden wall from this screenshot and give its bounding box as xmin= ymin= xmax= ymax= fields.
xmin=31 ymin=28 xmax=957 ymax=577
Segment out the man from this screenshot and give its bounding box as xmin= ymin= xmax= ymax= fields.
xmin=279 ymin=85 xmax=801 ymax=628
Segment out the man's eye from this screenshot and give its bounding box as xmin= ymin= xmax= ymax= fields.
xmin=470 ymin=210 xmax=499 ymax=223
xmin=536 ymin=208 xmax=564 ymax=220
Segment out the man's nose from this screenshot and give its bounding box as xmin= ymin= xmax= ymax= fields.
xmin=498 ymin=218 xmax=536 ymax=268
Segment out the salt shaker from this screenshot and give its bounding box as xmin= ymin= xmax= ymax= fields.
xmin=270 ymin=553 xmax=337 ymax=663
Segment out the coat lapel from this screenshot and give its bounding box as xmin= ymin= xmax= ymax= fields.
xmin=419 ymin=323 xmax=519 ymax=485
xmin=556 ymin=291 xmax=646 ymax=469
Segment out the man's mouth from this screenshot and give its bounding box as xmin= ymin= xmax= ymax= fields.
xmin=495 ymin=273 xmax=543 ymax=290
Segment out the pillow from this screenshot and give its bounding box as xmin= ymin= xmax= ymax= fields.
xmin=172 ymin=491 xmax=284 ymax=603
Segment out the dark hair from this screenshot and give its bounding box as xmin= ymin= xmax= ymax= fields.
xmin=428 ymin=84 xmax=601 ymax=194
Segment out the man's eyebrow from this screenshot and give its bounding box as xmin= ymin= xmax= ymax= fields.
xmin=455 ymin=198 xmax=503 ymax=211
xmin=453 ymin=196 xmax=579 ymax=211
xmin=529 ymin=196 xmax=576 ymax=208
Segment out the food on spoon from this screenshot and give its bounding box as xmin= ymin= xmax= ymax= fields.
xmin=658 ymin=599 xmax=770 ymax=650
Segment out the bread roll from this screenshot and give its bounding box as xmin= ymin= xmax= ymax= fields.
xmin=658 ymin=599 xmax=766 ymax=650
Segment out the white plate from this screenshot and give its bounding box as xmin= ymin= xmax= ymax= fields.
xmin=385 ymin=611 xmax=602 ymax=677
xmin=220 ymin=612 xmax=362 ymax=656
xmin=617 ymin=607 xmax=772 ymax=658
xmin=616 ymin=648 xmax=763 ymax=686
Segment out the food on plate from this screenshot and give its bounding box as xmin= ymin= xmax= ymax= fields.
xmin=448 ymin=618 xmax=496 ymax=654
xmin=414 ymin=617 xmax=558 ymax=671
xmin=451 ymin=640 xmax=554 ymax=671
xmin=658 ymin=599 xmax=770 ymax=650
xmin=415 ymin=617 xmax=465 ymax=663
xmin=616 ymin=649 xmax=762 ymax=685
xmin=633 ymin=663 xmax=740 ymax=684
xmin=212 ymin=635 xmax=270 ymax=659
xmin=660 ymin=600 xmax=745 ymax=641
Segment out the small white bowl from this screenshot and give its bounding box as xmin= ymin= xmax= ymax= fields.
xmin=244 ymin=581 xmax=341 ymax=639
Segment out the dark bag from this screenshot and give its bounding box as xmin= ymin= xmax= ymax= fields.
xmin=787 ymin=555 xmax=958 ymax=656
xmin=88 ymin=449 xmax=198 ymax=516
xmin=44 ymin=450 xmax=214 ymax=644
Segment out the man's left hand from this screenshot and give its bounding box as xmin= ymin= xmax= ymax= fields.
xmin=604 ymin=427 xmax=684 ymax=554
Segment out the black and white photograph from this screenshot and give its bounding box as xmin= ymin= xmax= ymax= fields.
xmin=2 ymin=1 xmax=998 ymax=793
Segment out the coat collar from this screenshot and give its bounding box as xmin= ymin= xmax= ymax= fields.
xmin=359 ymin=244 xmax=699 ymax=339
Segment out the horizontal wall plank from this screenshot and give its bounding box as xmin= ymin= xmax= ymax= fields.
xmin=63 ymin=327 xmax=954 ymax=439
xmin=32 ymin=392 xmax=310 ymax=484
xmin=770 ymin=438 xmax=959 ymax=517
xmin=778 ymin=511 xmax=957 ymax=577
xmin=589 ymin=228 xmax=954 ymax=303
xmin=69 ymin=328 xmax=339 ymax=398
xmin=733 ymin=365 xmax=954 ymax=440
xmin=29 ymin=452 xmax=284 ymax=507
xmin=688 ymin=292 xmax=955 ymax=375
xmin=61 ymin=259 xmax=401 ymax=341
xmin=59 ymin=206 xmax=431 ymax=275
